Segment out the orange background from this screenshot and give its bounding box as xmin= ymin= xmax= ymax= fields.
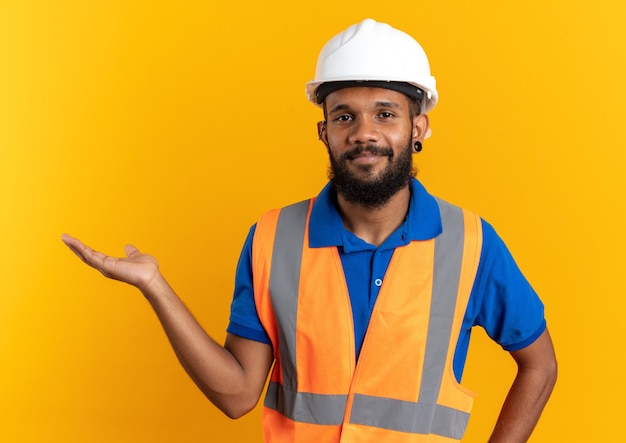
xmin=2 ymin=1 xmax=625 ymax=441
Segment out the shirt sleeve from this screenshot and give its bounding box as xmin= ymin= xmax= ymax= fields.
xmin=226 ymin=224 xmax=272 ymax=344
xmin=468 ymin=219 xmax=547 ymax=351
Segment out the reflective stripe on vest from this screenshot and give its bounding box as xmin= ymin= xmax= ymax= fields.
xmin=254 ymin=197 xmax=482 ymax=441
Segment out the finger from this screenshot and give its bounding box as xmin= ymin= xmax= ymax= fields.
xmin=61 ymin=233 xmax=114 ymax=270
xmin=61 ymin=233 xmax=81 ymax=249
xmin=124 ymin=244 xmax=141 ymax=257
xmin=61 ymin=233 xmax=92 ymax=265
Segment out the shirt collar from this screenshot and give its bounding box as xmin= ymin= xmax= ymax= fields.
xmin=309 ymin=178 xmax=442 ymax=249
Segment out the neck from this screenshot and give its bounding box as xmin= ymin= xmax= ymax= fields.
xmin=336 ymin=185 xmax=411 ymax=247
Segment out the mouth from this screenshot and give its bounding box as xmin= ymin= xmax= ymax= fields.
xmin=342 ymin=146 xmax=393 ymax=161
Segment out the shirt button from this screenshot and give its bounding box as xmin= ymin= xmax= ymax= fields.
xmin=374 ymin=278 xmax=383 ymax=287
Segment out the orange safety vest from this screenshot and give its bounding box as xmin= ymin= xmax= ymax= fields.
xmin=252 ymin=197 xmax=483 ymax=442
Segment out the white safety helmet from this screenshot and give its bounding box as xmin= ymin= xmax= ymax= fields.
xmin=306 ymin=18 xmax=438 ymax=114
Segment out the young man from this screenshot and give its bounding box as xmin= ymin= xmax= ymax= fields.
xmin=63 ymin=18 xmax=556 ymax=442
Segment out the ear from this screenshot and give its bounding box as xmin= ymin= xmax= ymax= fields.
xmin=412 ymin=114 xmax=430 ymax=142
xmin=317 ymin=121 xmax=329 ymax=147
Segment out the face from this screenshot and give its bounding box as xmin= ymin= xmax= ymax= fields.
xmin=319 ymin=87 xmax=428 ymax=208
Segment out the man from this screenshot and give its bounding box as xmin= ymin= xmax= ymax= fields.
xmin=62 ymin=18 xmax=557 ymax=442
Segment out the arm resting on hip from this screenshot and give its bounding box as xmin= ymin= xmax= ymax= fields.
xmin=489 ymin=328 xmax=557 ymax=442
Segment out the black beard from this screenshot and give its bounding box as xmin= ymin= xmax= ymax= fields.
xmin=328 ymin=141 xmax=416 ymax=209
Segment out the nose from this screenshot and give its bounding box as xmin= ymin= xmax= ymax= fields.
xmin=348 ymin=118 xmax=380 ymax=145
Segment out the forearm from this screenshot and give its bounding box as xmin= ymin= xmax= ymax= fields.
xmin=60 ymin=234 xmax=271 ymax=416
xmin=488 ymin=367 xmax=556 ymax=441
xmin=141 ymin=274 xmax=269 ymax=418
xmin=489 ymin=331 xmax=558 ymax=442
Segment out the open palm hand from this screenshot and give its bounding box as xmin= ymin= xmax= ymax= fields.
xmin=61 ymin=233 xmax=160 ymax=292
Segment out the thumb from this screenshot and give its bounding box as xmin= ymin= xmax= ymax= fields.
xmin=124 ymin=244 xmax=141 ymax=257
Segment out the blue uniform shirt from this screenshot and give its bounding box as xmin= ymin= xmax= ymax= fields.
xmin=227 ymin=178 xmax=546 ymax=382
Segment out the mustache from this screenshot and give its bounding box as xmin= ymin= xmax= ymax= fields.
xmin=341 ymin=145 xmax=394 ymax=161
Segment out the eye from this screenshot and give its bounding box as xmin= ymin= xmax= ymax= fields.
xmin=334 ymin=114 xmax=353 ymax=122
xmin=379 ymin=111 xmax=395 ymax=119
